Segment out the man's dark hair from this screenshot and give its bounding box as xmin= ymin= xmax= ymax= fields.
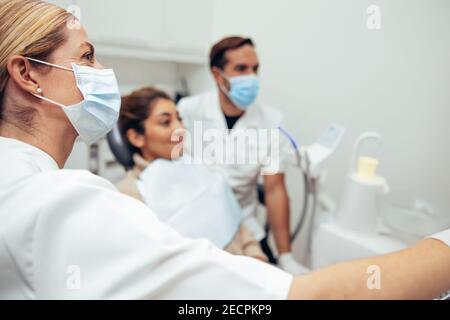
xmin=209 ymin=36 xmax=254 ymax=70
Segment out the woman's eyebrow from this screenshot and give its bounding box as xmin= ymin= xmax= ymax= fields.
xmin=157 ymin=112 xmax=172 ymax=117
xmin=79 ymin=41 xmax=95 ymax=54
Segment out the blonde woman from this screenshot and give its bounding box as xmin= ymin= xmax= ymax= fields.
xmin=0 ymin=0 xmax=449 ymax=299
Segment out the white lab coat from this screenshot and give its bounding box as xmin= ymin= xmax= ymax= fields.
xmin=0 ymin=137 xmax=292 ymax=299
xmin=178 ymin=90 xmax=294 ymax=240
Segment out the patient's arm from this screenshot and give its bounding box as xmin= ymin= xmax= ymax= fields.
xmin=288 ymin=238 xmax=450 ymax=299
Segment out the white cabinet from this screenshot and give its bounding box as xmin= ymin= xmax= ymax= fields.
xmin=76 ymin=0 xmax=165 ymax=49
xmin=164 ymin=0 xmax=214 ymax=54
xmin=48 ymin=0 xmax=213 ymax=63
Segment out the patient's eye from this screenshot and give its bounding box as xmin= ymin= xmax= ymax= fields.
xmin=159 ymin=119 xmax=171 ymax=127
xmin=158 ymin=113 xmax=175 ymax=127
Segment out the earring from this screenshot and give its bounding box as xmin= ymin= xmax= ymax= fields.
xmin=36 ymin=87 xmax=42 ymax=94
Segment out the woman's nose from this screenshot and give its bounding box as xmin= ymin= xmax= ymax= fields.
xmin=174 ymin=118 xmax=185 ymax=130
xmin=94 ymin=61 xmax=105 ymax=69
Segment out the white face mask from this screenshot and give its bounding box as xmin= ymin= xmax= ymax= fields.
xmin=27 ymin=57 xmax=121 ymax=145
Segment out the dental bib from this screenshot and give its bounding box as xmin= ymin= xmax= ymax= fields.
xmin=137 ymin=156 xmax=243 ymax=248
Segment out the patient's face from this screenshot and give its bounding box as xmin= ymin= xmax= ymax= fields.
xmin=139 ymin=98 xmax=185 ymax=162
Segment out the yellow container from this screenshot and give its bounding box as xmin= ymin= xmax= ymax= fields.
xmin=357 ymin=156 xmax=379 ymax=181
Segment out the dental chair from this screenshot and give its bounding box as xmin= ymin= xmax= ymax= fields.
xmin=106 ymin=125 xmax=279 ymax=263
xmin=107 ymin=125 xmax=135 ymax=170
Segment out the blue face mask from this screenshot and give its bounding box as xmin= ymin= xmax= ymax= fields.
xmin=220 ymin=72 xmax=260 ymax=110
xmin=26 ymin=57 xmax=121 ymax=145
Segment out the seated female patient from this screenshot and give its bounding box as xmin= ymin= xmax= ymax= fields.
xmin=116 ymin=87 xmax=268 ymax=262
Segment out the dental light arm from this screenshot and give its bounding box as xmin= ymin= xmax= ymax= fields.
xmin=277 ymin=127 xmax=309 ymax=242
xmin=278 ymin=125 xmax=345 ymax=242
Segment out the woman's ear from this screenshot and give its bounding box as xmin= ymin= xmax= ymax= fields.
xmin=6 ymin=56 xmax=41 ymax=95
xmin=126 ymin=128 xmax=145 ymax=149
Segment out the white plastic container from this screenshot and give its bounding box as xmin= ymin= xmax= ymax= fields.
xmin=334 ymin=132 xmax=389 ymax=233
xmin=335 ymin=173 xmax=388 ymax=233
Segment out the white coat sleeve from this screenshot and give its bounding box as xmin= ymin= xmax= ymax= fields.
xmin=261 ymin=123 xmax=296 ymax=175
xmin=427 ymin=229 xmax=450 ymax=247
xmin=33 ymin=171 xmax=293 ymax=299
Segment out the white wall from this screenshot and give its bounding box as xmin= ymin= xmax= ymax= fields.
xmin=98 ymin=56 xmax=180 ymax=96
xmin=196 ymin=0 xmax=450 ymax=223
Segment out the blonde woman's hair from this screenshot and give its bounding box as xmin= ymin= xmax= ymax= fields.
xmin=0 ymin=0 xmax=73 ymax=120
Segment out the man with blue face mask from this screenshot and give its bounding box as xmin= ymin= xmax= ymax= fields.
xmin=178 ymin=37 xmax=307 ymax=274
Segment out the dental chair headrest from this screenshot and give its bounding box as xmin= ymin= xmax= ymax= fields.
xmin=107 ymin=124 xmax=134 ymax=169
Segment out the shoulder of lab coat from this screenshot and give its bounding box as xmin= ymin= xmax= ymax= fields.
xmin=3 ymin=168 xmax=292 ymax=299
xmin=177 ymin=91 xmax=294 ymax=173
xmin=177 ymin=90 xmax=218 ymax=132
xmin=178 ymin=90 xmax=284 ymax=129
xmin=250 ymin=103 xmax=293 ymax=173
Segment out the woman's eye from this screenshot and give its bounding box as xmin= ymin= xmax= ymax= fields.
xmin=83 ymin=52 xmax=95 ymax=62
xmin=160 ymin=120 xmax=171 ymax=126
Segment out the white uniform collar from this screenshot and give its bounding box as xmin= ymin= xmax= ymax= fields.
xmin=0 ymin=136 xmax=59 ymax=171
xmin=205 ymin=89 xmax=263 ymax=129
